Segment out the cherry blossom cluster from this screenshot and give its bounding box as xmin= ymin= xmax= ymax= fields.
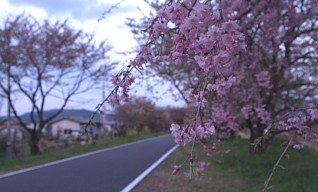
xmin=261 ymin=103 xmax=318 ymax=149
xmin=170 ymin=122 xmax=215 ymax=146
xmin=286 ymin=106 xmax=318 ymax=133
xmin=108 ymin=0 xmax=247 ymax=146
xmin=145 ymin=0 xmax=246 ymax=78
xmin=141 ymin=1 xmax=247 ymax=146
xmin=109 ymin=69 xmax=135 ymax=105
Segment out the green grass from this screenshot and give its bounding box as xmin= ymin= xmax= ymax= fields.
xmin=0 ymin=132 xmax=163 ymax=174
xmin=217 ymin=138 xmax=318 ymax=191
xmin=135 ymin=138 xmax=318 ymax=192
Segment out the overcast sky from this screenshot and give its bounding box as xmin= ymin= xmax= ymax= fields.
xmin=0 ymin=0 xmax=184 ymax=115
xmin=1 ymin=0 xmax=148 ymax=55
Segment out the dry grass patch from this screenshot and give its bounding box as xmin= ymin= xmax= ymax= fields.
xmin=134 ymin=144 xmax=249 ymax=192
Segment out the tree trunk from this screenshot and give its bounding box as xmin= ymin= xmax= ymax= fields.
xmin=29 ymin=131 xmax=41 ymax=155
xmin=247 ymin=120 xmax=269 ymax=154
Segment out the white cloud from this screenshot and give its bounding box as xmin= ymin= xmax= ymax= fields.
xmin=1 ymin=0 xmax=150 ymax=60
xmin=8 ymin=0 xmax=121 ymax=20
xmin=0 ymin=0 xmax=184 ymax=115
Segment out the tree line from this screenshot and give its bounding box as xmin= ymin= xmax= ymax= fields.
xmin=114 ymin=96 xmax=190 ymax=135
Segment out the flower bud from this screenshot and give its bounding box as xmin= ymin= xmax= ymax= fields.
xmin=172 ymin=167 xmax=180 ymax=175
xmin=210 ymin=146 xmax=217 ymax=150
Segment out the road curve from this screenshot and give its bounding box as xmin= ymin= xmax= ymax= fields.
xmin=0 ymin=134 xmax=176 ymax=192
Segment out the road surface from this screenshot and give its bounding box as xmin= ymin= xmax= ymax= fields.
xmin=0 ymin=134 xmax=176 ymax=192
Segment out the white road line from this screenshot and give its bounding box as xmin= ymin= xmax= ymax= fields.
xmin=121 ymin=144 xmax=179 ymax=192
xmin=0 ymin=134 xmax=171 ymax=179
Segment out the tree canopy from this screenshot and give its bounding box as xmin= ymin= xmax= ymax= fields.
xmin=0 ymin=14 xmax=112 ymax=154
xmin=121 ymin=0 xmax=318 ymax=152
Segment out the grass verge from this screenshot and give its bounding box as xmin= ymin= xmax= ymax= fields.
xmin=0 ymin=132 xmax=164 ymax=174
xmin=134 ymin=138 xmax=318 ymax=192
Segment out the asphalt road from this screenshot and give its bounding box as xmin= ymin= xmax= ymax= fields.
xmin=0 ymin=134 xmax=176 ymax=192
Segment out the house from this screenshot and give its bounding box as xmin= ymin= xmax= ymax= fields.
xmin=48 ymin=116 xmax=105 ymax=138
xmin=43 ymin=109 xmax=118 ymax=139
xmin=0 ymin=109 xmax=118 ymax=140
xmin=0 ymin=118 xmax=25 ymax=140
xmin=103 ymin=113 xmax=119 ymax=133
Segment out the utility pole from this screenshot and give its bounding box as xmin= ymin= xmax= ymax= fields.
xmin=101 ymin=81 xmax=108 ymax=136
xmin=6 ymin=63 xmax=12 ymax=159
xmin=102 ymin=80 xmax=106 ymax=123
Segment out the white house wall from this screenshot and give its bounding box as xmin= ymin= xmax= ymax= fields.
xmin=51 ymin=119 xmax=80 ymax=137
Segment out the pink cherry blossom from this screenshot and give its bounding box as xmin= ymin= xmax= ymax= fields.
xmin=108 ymin=0 xmax=318 ymax=160
xmin=292 ymin=144 xmax=304 ymax=150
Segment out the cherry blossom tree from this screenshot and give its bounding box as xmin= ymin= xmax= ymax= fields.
xmin=0 ymin=14 xmax=112 ymax=154
xmin=124 ymin=0 xmax=318 ymax=153
xmin=115 ymin=96 xmax=190 ymax=134
xmin=94 ymin=0 xmax=318 ymax=188
xmin=126 ymin=0 xmax=198 ymax=103
xmin=115 ymin=97 xmax=159 ymax=134
xmin=96 ymin=0 xmax=318 ymax=173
